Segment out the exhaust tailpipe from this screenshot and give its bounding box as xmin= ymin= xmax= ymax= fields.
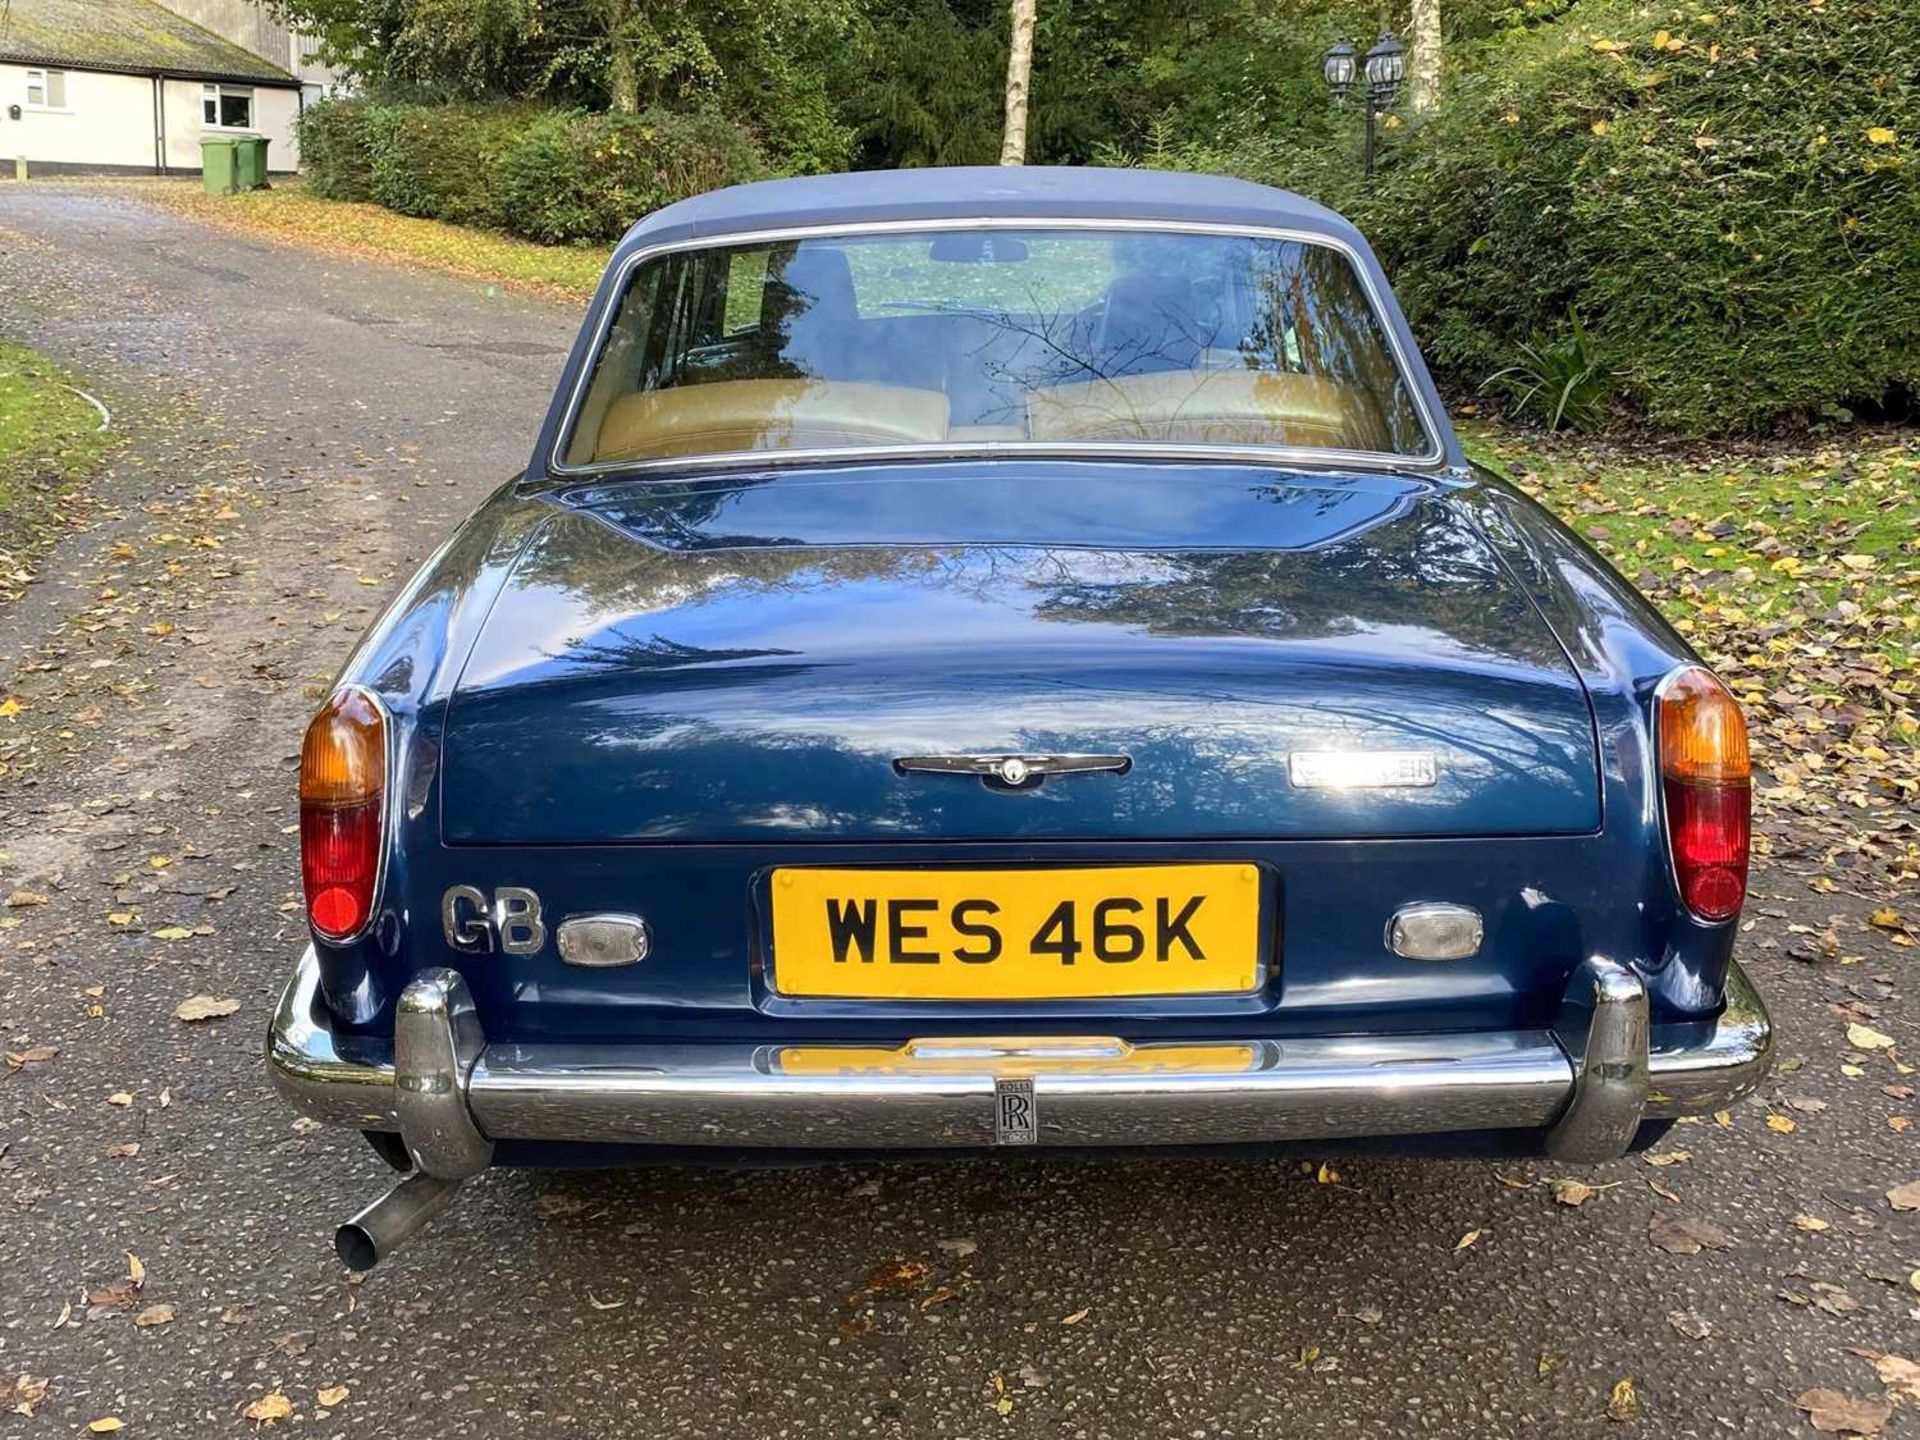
xmin=335 ymin=1171 xmax=463 ymax=1270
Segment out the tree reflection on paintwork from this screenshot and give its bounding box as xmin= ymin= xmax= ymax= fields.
xmin=448 ymin=469 xmax=1600 ymax=845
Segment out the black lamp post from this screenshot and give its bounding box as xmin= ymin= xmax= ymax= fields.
xmin=1324 ymin=32 xmax=1407 ymax=181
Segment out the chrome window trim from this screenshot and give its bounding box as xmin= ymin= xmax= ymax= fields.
xmin=308 ymin=682 xmax=396 ymax=950
xmin=545 ymin=216 xmax=1450 ymax=480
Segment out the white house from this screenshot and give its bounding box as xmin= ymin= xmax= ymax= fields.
xmin=0 ymin=0 xmax=303 ymax=176
xmin=158 ymin=0 xmax=345 ymax=107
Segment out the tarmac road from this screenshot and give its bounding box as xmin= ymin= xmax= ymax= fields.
xmin=2 ymin=183 xmax=1916 ymax=1439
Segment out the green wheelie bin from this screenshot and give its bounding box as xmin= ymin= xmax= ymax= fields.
xmin=234 ymin=135 xmax=271 ymax=190
xmin=200 ymin=136 xmax=239 ymax=195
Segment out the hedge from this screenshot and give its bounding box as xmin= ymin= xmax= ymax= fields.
xmin=297 ymin=100 xmax=768 ymax=245
xmin=1356 ymin=0 xmax=1920 ymax=433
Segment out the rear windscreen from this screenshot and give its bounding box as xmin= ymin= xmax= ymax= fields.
xmin=561 ymin=227 xmax=1433 ymax=468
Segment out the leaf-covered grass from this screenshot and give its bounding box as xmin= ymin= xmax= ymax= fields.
xmin=132 ymin=180 xmax=610 ymax=300
xmin=0 ymin=338 xmax=114 ymax=524
xmin=1469 ymin=424 xmax=1920 ymax=857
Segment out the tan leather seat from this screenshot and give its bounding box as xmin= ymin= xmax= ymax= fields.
xmin=1026 ymin=370 xmax=1392 ymax=452
xmin=596 ymin=380 xmax=951 ymax=462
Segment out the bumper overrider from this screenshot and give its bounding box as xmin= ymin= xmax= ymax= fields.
xmin=269 ymin=947 xmax=1770 ymax=1263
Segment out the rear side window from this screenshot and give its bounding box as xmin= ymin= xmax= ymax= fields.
xmin=561 ymin=226 xmax=1432 ymax=468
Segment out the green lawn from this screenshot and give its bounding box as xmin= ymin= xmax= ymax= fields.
xmin=0 ymin=338 xmax=115 ymax=531
xmin=1467 ymin=424 xmax=1919 ymax=833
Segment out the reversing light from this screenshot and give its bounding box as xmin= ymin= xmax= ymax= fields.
xmin=300 ymin=688 xmax=387 ymax=942
xmin=1657 ymin=666 xmax=1750 ymax=923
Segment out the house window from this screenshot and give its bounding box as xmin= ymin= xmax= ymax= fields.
xmin=201 ymin=84 xmax=254 ymax=129
xmin=24 ymin=68 xmax=68 ymax=110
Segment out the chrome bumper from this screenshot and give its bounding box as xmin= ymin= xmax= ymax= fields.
xmin=267 ymin=949 xmax=1772 ymax=1177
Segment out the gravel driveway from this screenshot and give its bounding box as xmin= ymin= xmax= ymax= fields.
xmin=1 ymin=182 xmax=1916 ymax=1439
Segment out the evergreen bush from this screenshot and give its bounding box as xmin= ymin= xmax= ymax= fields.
xmin=1358 ymin=0 xmax=1919 ymax=432
xmin=300 ymin=102 xmax=767 ymax=245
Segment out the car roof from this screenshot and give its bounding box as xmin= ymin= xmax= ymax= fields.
xmin=616 ymin=166 xmax=1365 ymax=255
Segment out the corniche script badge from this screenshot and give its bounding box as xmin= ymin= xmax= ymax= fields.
xmin=1288 ymin=750 xmax=1439 ymax=790
xmin=894 ymin=753 xmax=1132 ymax=790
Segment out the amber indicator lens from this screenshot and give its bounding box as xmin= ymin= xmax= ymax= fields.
xmin=1658 ymin=668 xmax=1750 ymax=785
xmin=299 ymin=690 xmax=386 ymax=941
xmin=1658 ymin=667 xmax=1750 ymax=923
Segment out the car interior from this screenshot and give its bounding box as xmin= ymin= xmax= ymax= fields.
xmin=568 ymin=234 xmax=1429 ymax=466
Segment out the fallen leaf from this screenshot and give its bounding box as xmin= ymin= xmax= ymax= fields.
xmin=1316 ymin=1161 xmax=1341 ymax=1185
xmin=316 ymin=1385 xmax=350 ymax=1408
xmin=1061 ymin=1307 xmax=1090 ymax=1326
xmin=936 ymin=1237 xmax=978 ymax=1257
xmin=1644 ymin=1150 xmax=1692 ymax=1167
xmin=1538 ymin=1351 xmax=1563 ymax=1377
xmin=1886 ymin=1180 xmax=1920 ymax=1212
xmin=88 ymin=1420 xmax=124 ymax=1434
xmin=133 ymin=1302 xmax=175 ymax=1327
xmin=866 ymin=1259 xmax=933 ymax=1293
xmin=149 ymin=926 xmax=195 ymax=941
xmin=5 ymin=890 xmax=48 ymax=907
xmin=104 ymin=1141 xmax=140 ymax=1159
xmin=1552 ymin=1178 xmax=1596 ymax=1207
xmin=1811 ymin=1282 xmax=1860 ymax=1316
xmin=1768 ymin=1114 xmax=1798 ymax=1134
xmin=1872 ymin=1356 xmax=1920 ymax=1403
xmin=126 ymin=1252 xmax=145 ymax=1287
xmin=242 ymin=1391 xmax=293 ymax=1424
xmin=1667 ymin=1308 xmax=1713 ymax=1340
xmin=106 ymin=1092 xmax=132 ymax=1107
xmin=1848 ymin=1024 xmax=1896 ymax=1051
xmin=1648 ymin=1211 xmax=1733 ymax=1254
xmin=9 ymin=1374 xmax=51 ymax=1417
xmin=173 ymin=995 xmax=239 ymax=1022
xmin=1792 ymin=1213 xmax=1831 ymax=1232
xmin=585 ymin=1292 xmax=624 ymax=1311
xmin=1454 ymin=1228 xmax=1484 ymax=1251
xmin=1606 ymin=1376 xmax=1638 ymax=1422
xmin=1795 ymin=1388 xmax=1890 ymax=1435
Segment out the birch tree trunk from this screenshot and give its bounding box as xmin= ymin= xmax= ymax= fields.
xmin=1000 ymin=0 xmax=1037 ymax=166
xmin=1409 ymin=0 xmax=1442 ymax=113
xmin=595 ymin=0 xmax=640 ymax=113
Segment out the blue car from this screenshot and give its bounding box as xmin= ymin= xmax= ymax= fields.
xmin=269 ymin=167 xmax=1772 ymax=1268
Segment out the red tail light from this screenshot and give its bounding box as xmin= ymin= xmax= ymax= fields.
xmin=300 ymin=688 xmax=387 ymax=942
xmin=1658 ymin=667 xmax=1750 ymax=923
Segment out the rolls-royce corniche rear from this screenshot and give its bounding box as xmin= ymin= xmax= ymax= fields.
xmin=268 ymin=167 xmax=1771 ymax=1268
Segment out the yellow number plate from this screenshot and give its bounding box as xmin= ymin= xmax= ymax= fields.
xmin=768 ymin=864 xmax=1262 ymax=1000
xmin=777 ymin=1041 xmax=1258 ymax=1076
